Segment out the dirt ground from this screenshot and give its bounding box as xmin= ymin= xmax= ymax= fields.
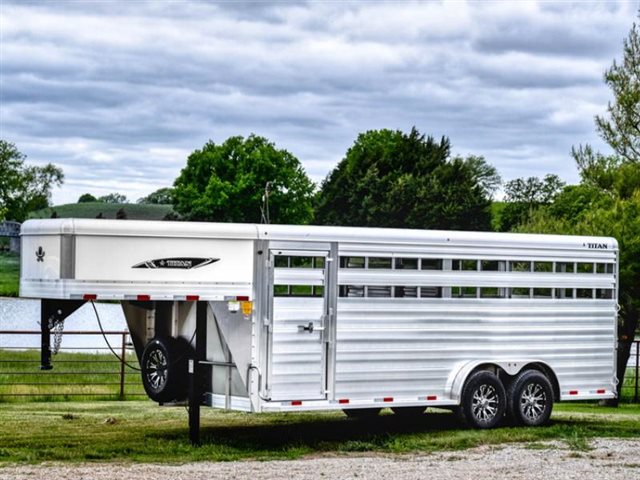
xmin=2 ymin=438 xmax=639 ymax=480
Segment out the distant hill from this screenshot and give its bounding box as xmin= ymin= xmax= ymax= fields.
xmin=28 ymin=202 xmax=177 ymax=221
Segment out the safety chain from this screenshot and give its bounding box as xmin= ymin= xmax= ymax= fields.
xmin=49 ymin=317 xmax=65 ymax=355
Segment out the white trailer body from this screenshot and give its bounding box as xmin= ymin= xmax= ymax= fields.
xmin=20 ymin=219 xmax=618 ymax=425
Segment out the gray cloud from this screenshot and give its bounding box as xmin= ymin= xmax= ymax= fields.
xmin=0 ymin=0 xmax=636 ymax=205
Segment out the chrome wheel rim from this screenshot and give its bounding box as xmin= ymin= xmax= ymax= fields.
xmin=145 ymin=348 xmax=168 ymax=390
xmin=520 ymin=382 xmax=547 ymax=421
xmin=471 ymin=384 xmax=499 ymax=423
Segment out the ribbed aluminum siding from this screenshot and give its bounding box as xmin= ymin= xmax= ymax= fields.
xmin=335 ymin=298 xmax=615 ymax=400
xmin=334 ymin=246 xmax=617 ymax=402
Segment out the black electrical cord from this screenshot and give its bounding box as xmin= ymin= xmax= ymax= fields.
xmin=91 ymin=300 xmax=141 ymax=371
xmin=91 ymin=300 xmax=198 ymax=372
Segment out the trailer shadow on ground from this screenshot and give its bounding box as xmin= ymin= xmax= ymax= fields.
xmin=148 ymin=407 xmax=640 ymax=456
xmin=167 ymin=411 xmax=463 ymax=449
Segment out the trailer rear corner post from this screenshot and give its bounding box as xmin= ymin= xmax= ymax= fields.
xmin=188 ymin=300 xmax=208 ymax=446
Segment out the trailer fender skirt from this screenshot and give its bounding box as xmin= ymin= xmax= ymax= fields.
xmin=445 ymin=358 xmax=554 ymax=402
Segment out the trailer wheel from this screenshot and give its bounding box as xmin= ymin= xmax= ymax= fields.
xmin=343 ymin=408 xmax=381 ymax=419
xmin=141 ymin=337 xmax=189 ymax=403
xmin=392 ymin=407 xmax=425 ymax=417
xmin=507 ymin=370 xmax=553 ymax=426
xmin=459 ymin=371 xmax=506 ymax=429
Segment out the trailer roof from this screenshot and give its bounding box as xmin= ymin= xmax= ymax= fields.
xmin=21 ymin=218 xmax=618 ymax=251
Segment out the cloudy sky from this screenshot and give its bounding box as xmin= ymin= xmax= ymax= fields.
xmin=0 ymin=0 xmax=637 ymax=205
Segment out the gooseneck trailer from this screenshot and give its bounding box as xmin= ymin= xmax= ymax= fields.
xmin=20 ymin=219 xmax=618 ymax=441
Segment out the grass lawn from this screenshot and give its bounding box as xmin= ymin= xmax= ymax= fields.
xmin=28 ymin=202 xmax=176 ymax=221
xmin=0 ymin=252 xmax=19 ymax=297
xmin=0 ymin=401 xmax=638 ymax=464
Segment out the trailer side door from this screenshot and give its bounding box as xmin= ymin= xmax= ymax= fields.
xmin=267 ymin=248 xmax=331 ymax=401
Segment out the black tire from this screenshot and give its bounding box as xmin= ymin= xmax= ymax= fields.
xmin=507 ymin=370 xmax=554 ymax=426
xmin=392 ymin=407 xmax=426 ymax=417
xmin=343 ymin=408 xmax=381 ymax=419
xmin=140 ymin=337 xmax=190 ymax=403
xmin=459 ymin=371 xmax=506 ymax=429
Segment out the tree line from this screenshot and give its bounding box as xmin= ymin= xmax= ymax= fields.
xmin=1 ymin=129 xmax=504 ymax=230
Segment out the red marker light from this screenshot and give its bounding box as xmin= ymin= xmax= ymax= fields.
xmin=186 ymin=295 xmax=199 ymax=301
xmin=137 ymin=295 xmax=151 ymax=301
xmin=338 ymin=399 xmax=349 ymax=404
xmin=83 ymin=294 xmax=97 ymax=300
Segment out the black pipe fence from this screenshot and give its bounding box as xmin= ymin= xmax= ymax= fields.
xmin=0 ymin=330 xmax=146 ymax=400
xmin=0 ymin=330 xmax=638 ymax=402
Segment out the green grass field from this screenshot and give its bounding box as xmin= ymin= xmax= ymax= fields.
xmin=0 ymin=252 xmax=19 ymax=297
xmin=0 ymin=402 xmax=638 ymax=464
xmin=0 ymin=350 xmax=144 ymax=402
xmin=28 ymin=202 xmax=176 ymax=220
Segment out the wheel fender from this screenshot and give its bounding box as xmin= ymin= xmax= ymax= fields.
xmin=445 ymin=359 xmax=554 ymax=402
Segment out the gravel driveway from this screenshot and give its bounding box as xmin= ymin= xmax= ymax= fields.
xmin=2 ymin=438 xmax=639 ymax=480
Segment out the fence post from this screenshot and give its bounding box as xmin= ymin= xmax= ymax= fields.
xmin=119 ymin=332 xmax=127 ymax=400
xmin=635 ymin=340 xmax=639 ymax=403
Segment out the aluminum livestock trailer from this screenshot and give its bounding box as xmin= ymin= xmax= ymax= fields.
xmin=20 ymin=219 xmax=618 ymax=440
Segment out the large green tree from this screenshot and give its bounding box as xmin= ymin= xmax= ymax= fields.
xmin=0 ymin=140 xmax=64 ymax=222
xmin=315 ymin=128 xmax=498 ymax=230
xmin=595 ymin=22 xmax=640 ymax=163
xmin=137 ymin=187 xmax=174 ymax=205
xmin=498 ymin=174 xmax=565 ymax=231
xmin=173 ymin=135 xmax=314 ymax=224
xmin=77 ymin=193 xmax=97 ymax=203
xmin=519 ymin=22 xmax=640 ymax=403
xmin=98 ymin=193 xmax=128 ymax=204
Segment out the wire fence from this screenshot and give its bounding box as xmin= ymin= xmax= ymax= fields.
xmin=0 ymin=331 xmax=638 ymax=402
xmin=0 ymin=330 xmax=146 ymax=401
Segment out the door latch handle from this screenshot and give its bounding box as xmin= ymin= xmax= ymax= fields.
xmin=298 ymin=322 xmax=314 ymax=333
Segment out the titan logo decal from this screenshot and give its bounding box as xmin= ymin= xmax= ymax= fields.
xmin=586 ymin=243 xmax=608 ymax=249
xmin=132 ymin=257 xmax=219 ymax=269
xmin=35 ymin=246 xmax=45 ymax=262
